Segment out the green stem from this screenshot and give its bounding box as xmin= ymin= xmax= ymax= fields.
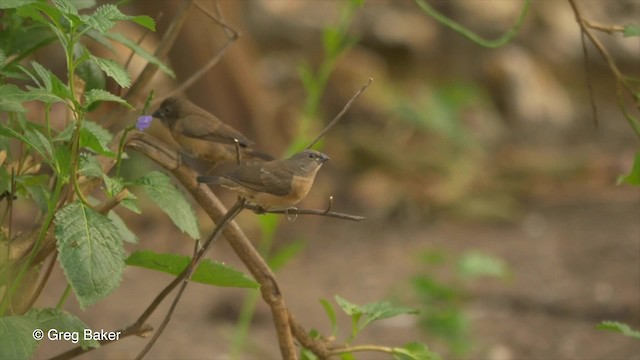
xmin=413 ymin=0 xmax=531 ymax=48
xmin=56 ymin=284 xmax=72 ymax=310
xmin=0 ymin=178 xmax=65 ymax=315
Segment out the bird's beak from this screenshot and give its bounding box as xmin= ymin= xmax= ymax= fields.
xmin=151 ymin=108 xmax=161 ymax=119
xmin=320 ymin=153 xmax=330 ymax=163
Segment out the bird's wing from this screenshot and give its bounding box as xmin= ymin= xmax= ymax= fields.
xmin=179 ymin=113 xmax=253 ymax=146
xmin=226 ymin=163 xmax=292 ymax=196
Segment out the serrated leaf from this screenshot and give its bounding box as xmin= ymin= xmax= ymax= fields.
xmin=54 ymin=202 xmax=126 ymax=309
xmin=104 ymin=33 xmax=173 ymax=78
xmin=617 ymin=152 xmax=640 ymax=186
xmin=623 ymin=25 xmax=640 ymax=37
xmin=335 ymin=295 xmax=418 ymax=333
xmin=0 ymin=123 xmax=46 ymax=157
xmin=457 ymin=251 xmax=510 ymax=279
xmin=597 ymin=321 xmax=640 ymax=339
xmin=126 ymin=250 xmax=258 ymax=288
xmin=27 ymin=308 xmax=100 ymax=350
xmin=15 ymin=174 xmax=50 ymax=212
xmin=90 ymin=55 xmax=131 ymax=88
xmin=76 ymin=59 xmax=106 ymax=94
xmin=135 ymin=171 xmax=200 ymax=239
xmin=52 ymin=0 xmax=78 ymax=15
xmin=77 ymin=153 xmax=103 ymax=178
xmin=102 ymin=175 xmax=140 ymax=213
xmin=70 ymin=0 xmax=95 ymax=10
xmin=107 ymin=211 xmax=137 ymax=244
xmin=0 ymin=80 xmax=68 ymax=105
xmin=0 ymin=315 xmax=39 ymax=360
xmin=53 ymin=145 xmax=72 ymax=180
xmin=15 ymin=120 xmax=52 ymax=159
xmin=84 ymin=89 xmax=132 ymax=109
xmin=79 ymin=120 xmax=115 ymax=157
xmin=30 ymin=61 xmax=50 ymax=89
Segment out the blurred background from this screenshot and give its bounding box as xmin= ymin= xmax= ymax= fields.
xmin=32 ymin=0 xmax=639 ymax=359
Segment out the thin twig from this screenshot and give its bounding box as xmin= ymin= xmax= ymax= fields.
xmin=584 ymin=20 xmax=625 ymax=35
xmin=306 ymin=78 xmax=373 ymax=149
xmin=135 ymin=200 xmax=245 ymax=359
xmin=154 ymin=40 xmax=236 ymax=105
xmin=195 ymin=1 xmax=239 ymax=40
xmin=567 ymin=0 xmax=640 ymax=136
xmin=243 ymin=203 xmax=365 ymax=222
xmin=152 ymin=1 xmax=239 ymax=105
xmin=124 ymin=1 xmax=194 ymax=106
xmin=579 ymin=30 xmax=599 ymax=126
xmin=21 ymin=251 xmax=57 ymax=312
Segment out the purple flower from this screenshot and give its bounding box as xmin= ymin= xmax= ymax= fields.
xmin=136 ymin=115 xmax=153 ymax=131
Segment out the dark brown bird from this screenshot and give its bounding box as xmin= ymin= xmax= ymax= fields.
xmin=197 ymin=150 xmax=330 ymax=210
xmin=152 ymin=97 xmax=273 ymax=163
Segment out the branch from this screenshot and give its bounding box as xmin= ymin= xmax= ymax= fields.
xmin=135 ymin=200 xmax=245 ymax=359
xmin=567 ymin=0 xmax=640 ymax=136
xmin=242 ymin=204 xmax=365 ymax=222
xmin=127 ymin=133 xmax=298 ymax=359
xmin=306 ymin=78 xmax=373 ymax=150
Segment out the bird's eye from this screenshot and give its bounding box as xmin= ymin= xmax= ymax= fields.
xmin=308 ymin=154 xmax=315 ymax=159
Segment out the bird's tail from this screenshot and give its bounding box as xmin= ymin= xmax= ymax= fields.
xmin=197 ymin=176 xmax=223 ymax=184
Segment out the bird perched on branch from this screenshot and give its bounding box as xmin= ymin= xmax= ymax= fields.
xmin=197 ymin=150 xmax=330 ymax=210
xmin=152 ymin=97 xmax=273 ymax=163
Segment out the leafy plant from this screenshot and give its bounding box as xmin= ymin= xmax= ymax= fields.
xmin=411 ymin=249 xmax=510 ymax=355
xmin=0 ymin=1 xmax=252 ymax=358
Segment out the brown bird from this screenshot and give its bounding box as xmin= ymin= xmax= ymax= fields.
xmin=152 ymin=97 xmax=273 ymax=163
xmin=197 ymin=150 xmax=330 ymax=210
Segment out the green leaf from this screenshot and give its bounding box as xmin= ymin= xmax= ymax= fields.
xmin=52 ymin=0 xmax=78 ymax=15
xmin=84 ymin=89 xmax=132 ymax=110
xmin=102 ymin=175 xmax=140 ymax=214
xmin=126 ymin=250 xmax=258 ymax=288
xmin=335 ymin=295 xmax=418 ymax=333
xmin=53 ymin=145 xmax=72 ymax=180
xmin=0 ymin=315 xmax=39 ymax=360
xmin=79 ymin=120 xmax=115 ymax=157
xmin=77 ymin=153 xmax=103 ymax=178
xmin=0 ymin=0 xmax=38 ymax=9
xmin=90 ymin=55 xmax=131 ymax=88
xmin=0 ymin=123 xmax=46 ymax=158
xmin=27 ymin=308 xmax=100 ymax=350
xmin=457 ymin=251 xmax=510 ymax=279
xmin=412 ymin=276 xmax=458 ymax=302
xmin=70 ymin=0 xmax=96 ymax=10
xmin=82 ymin=4 xmax=154 ymax=33
xmin=107 ymin=211 xmax=137 ymax=244
xmin=0 ymin=80 xmax=67 ymax=106
xmin=76 ymin=59 xmax=106 ymax=94
xmin=319 ymin=298 xmax=338 ymax=336
xmin=28 ymin=61 xmax=71 ymax=100
xmin=623 ymin=25 xmax=640 ymax=37
xmin=104 ymin=33 xmax=174 ymax=78
xmin=267 ymin=239 xmax=305 ymax=271
xmin=19 ymin=120 xmax=53 ymax=159
xmin=130 ymin=15 xmax=155 ymax=31
xmin=54 ymin=202 xmax=126 ymax=309
xmin=394 ymin=342 xmax=442 ymax=360
xmin=135 ymin=171 xmax=200 ymax=239
xmin=617 ymin=152 xmax=640 ymax=186
xmin=15 ymin=174 xmax=50 ymax=212
xmin=596 ymin=321 xmax=640 ymax=339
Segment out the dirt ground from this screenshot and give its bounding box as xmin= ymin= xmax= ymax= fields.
xmin=32 ymin=180 xmax=639 ymax=359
